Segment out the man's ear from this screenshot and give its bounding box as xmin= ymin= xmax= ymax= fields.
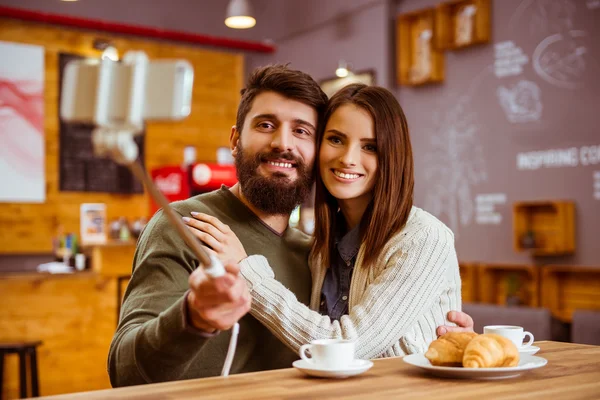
xmin=230 ymin=125 xmax=240 ymax=156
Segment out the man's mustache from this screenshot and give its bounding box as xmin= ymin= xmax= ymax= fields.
xmin=257 ymin=151 xmax=302 ymax=165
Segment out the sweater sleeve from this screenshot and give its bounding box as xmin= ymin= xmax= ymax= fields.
xmin=107 ymin=209 xmax=217 ymax=387
xmin=239 ymin=225 xmax=456 ymax=360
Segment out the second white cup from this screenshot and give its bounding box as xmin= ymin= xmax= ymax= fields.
xmin=299 ymin=339 xmax=355 ymax=369
xmin=483 ymin=325 xmax=534 ymax=349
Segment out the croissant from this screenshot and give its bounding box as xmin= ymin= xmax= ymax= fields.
xmin=462 ymin=333 xmax=519 ymax=368
xmin=425 ymin=332 xmax=479 ymax=366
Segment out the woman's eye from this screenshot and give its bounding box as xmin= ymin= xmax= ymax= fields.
xmin=364 ymin=144 xmax=377 ymax=152
xmin=327 ymin=136 xmax=342 ymax=144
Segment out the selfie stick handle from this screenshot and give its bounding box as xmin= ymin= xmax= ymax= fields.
xmin=91 ymin=51 xmax=237 ymax=375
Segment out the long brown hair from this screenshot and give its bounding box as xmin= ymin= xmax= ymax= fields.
xmin=311 ymin=84 xmax=414 ymax=269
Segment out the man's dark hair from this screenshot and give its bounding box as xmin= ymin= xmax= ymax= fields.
xmin=236 ymin=64 xmax=328 ymax=133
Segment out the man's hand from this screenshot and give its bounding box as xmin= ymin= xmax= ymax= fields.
xmin=436 ymin=311 xmax=475 ymax=336
xmin=186 ymin=262 xmax=251 ymax=332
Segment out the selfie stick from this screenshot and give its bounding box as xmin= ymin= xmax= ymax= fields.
xmin=87 ymin=51 xmax=238 ymax=377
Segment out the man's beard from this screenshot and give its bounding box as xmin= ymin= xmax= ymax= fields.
xmin=234 ymin=144 xmax=313 ymax=216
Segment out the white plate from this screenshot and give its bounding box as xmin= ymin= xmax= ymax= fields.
xmin=403 ymin=354 xmax=547 ymax=380
xmin=293 ymin=359 xmax=373 ymax=378
xmin=519 ymin=345 xmax=540 ymax=355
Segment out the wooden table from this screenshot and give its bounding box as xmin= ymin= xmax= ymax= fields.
xmin=41 ymin=341 xmax=600 ymax=399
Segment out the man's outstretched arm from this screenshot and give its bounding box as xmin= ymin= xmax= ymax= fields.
xmin=107 ymin=209 xmax=250 ymax=387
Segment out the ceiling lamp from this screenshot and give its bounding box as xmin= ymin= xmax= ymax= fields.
xmin=225 ymin=0 xmax=256 ymax=29
xmin=335 ymin=60 xmax=350 ymax=78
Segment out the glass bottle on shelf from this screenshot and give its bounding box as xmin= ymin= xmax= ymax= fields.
xmin=455 ymin=5 xmax=477 ymax=47
xmin=410 ymin=28 xmax=432 ymax=83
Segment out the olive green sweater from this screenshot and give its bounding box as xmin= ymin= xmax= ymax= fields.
xmin=108 ymin=187 xmax=312 ymax=387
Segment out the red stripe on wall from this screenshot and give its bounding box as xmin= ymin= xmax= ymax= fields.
xmin=0 ymin=5 xmax=276 ymax=53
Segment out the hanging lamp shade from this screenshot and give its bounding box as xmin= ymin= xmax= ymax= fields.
xmin=225 ymin=0 xmax=256 ymax=29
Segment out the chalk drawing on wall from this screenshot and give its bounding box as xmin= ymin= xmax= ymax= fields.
xmin=475 ymin=193 xmax=507 ymax=225
xmin=497 ymin=80 xmax=543 ymax=123
xmin=423 ymin=99 xmax=488 ymax=236
xmin=530 ymin=0 xmax=577 ymax=35
xmin=510 ymin=0 xmax=576 ymax=34
xmin=533 ymin=30 xmax=589 ymax=89
xmin=594 ymin=171 xmax=600 ymax=200
xmin=494 ymin=41 xmax=529 ymax=78
xmin=587 ymin=0 xmax=600 ymax=10
xmin=517 ymin=145 xmax=600 ymax=170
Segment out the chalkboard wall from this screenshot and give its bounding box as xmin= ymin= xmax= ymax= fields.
xmin=397 ymin=0 xmax=600 ymax=265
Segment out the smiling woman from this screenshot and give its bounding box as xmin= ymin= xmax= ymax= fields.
xmin=319 ymin=104 xmax=378 ymax=230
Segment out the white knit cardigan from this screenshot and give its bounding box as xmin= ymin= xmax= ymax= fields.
xmin=239 ymin=206 xmax=462 ymax=360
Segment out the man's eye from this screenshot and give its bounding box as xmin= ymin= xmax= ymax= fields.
xmin=257 ymin=122 xmax=274 ymax=129
xmin=295 ymin=128 xmax=309 ymax=135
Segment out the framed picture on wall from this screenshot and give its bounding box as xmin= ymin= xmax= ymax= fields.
xmin=80 ymin=203 xmax=107 ymax=245
xmin=0 ymin=40 xmax=45 ymax=203
xmin=319 ymin=70 xmax=376 ymax=98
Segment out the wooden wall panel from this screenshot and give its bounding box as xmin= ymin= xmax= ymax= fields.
xmin=0 ymin=17 xmax=243 ymax=254
xmin=0 ymin=273 xmax=118 ymax=398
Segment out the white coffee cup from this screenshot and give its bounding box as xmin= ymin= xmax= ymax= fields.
xmin=483 ymin=325 xmax=534 ymax=348
xmin=299 ymin=339 xmax=355 ymax=369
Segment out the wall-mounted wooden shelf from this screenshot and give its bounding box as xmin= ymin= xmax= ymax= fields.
xmin=541 ymin=265 xmax=600 ymax=322
xmin=435 ymin=0 xmax=491 ymax=50
xmin=83 ymin=240 xmax=136 ymax=277
xmin=477 ymin=263 xmax=540 ymax=307
xmin=459 ymin=262 xmax=479 ymax=303
xmin=396 ymin=8 xmax=445 ymax=86
xmin=513 ymin=201 xmax=575 ymax=256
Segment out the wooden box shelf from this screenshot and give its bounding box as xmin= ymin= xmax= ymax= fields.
xmin=513 ymin=201 xmax=575 ymax=256
xmin=396 ymin=8 xmax=445 ymax=86
xmin=459 ymin=262 xmax=479 ymax=303
xmin=477 ymin=263 xmax=540 ymax=307
xmin=82 ymin=240 xmax=136 ymax=278
xmin=435 ymin=0 xmax=491 ymax=50
xmin=541 ymin=265 xmax=600 ymax=322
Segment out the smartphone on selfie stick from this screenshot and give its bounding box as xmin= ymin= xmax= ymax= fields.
xmin=60 ymin=51 xmax=239 ymax=377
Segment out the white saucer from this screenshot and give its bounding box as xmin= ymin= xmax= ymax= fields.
xmin=292 ymin=359 xmax=373 ymax=378
xmin=519 ymin=345 xmax=540 ymax=355
xmin=403 ymin=354 xmax=547 ymax=380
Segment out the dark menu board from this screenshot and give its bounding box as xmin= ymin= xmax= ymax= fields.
xmin=58 ymin=53 xmax=144 ymax=194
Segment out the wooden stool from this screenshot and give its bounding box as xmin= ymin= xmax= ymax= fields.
xmin=0 ymin=341 xmax=42 ymax=398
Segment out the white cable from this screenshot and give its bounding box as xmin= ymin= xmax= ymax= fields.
xmin=204 ymin=254 xmax=239 ymax=377
xmin=221 ymin=322 xmax=240 ymax=377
